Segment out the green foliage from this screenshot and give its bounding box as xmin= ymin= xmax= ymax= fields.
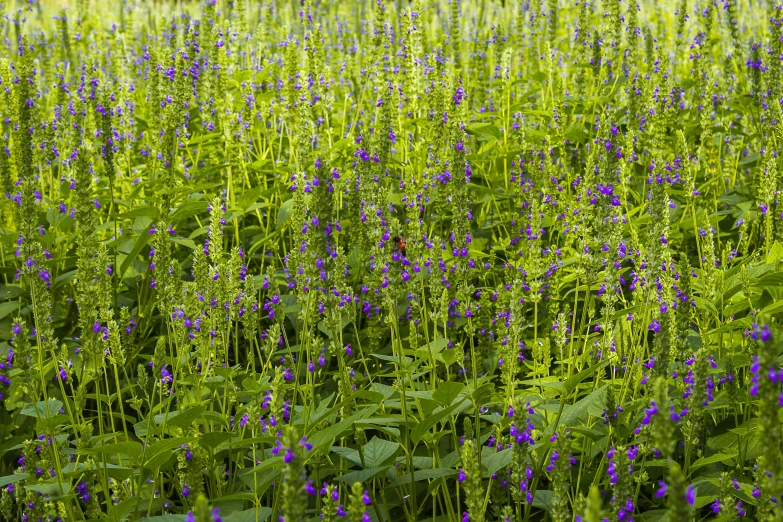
xmin=0 ymin=0 xmax=781 ymax=521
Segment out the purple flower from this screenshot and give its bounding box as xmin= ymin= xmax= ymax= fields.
xmin=686 ymin=485 xmax=695 ymax=505
xmin=160 ymin=365 xmax=172 ymax=385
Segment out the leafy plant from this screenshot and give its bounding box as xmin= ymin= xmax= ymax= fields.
xmin=0 ymin=0 xmax=781 ymax=521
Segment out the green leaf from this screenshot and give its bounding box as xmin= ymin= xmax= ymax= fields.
xmin=120 ymin=206 xmax=160 ymax=220
xmin=276 ymin=198 xmax=293 ymax=229
xmin=766 ymin=242 xmax=783 ymax=264
xmin=690 ymin=452 xmax=738 ymax=471
xmin=563 ymin=360 xmax=609 ymax=395
xmin=143 ymin=450 xmax=174 ymax=471
xmin=372 ymin=353 xmax=413 ymax=366
xmin=411 ymin=400 xmax=465 ymax=446
xmin=543 ymin=385 xmax=607 ymax=437
xmin=433 ymin=381 xmax=465 ymax=406
xmin=466 ymin=123 xmax=502 ymax=140
xmin=172 ymin=201 xmax=208 ymax=223
xmin=0 ymin=301 xmax=20 ymax=320
xmin=415 ymin=338 xmax=450 ymax=359
xmin=331 ymin=446 xmax=362 ymax=467
xmin=362 ymin=437 xmax=399 ymax=468
xmin=109 ymin=497 xmax=142 ymax=521
xmin=20 ymin=399 xmax=63 ymax=419
xmin=143 ymin=436 xmax=193 ymax=469
xmin=87 ymin=442 xmax=144 ymax=460
xmin=308 ymin=406 xmax=379 ymax=451
xmin=53 ymin=270 xmax=77 ymax=289
xmin=237 ymin=185 xmax=271 ymax=212
xmin=200 ymin=432 xmax=232 ymax=451
xmin=483 ymin=448 xmax=512 ymax=475
xmin=0 ymin=473 xmax=29 ymax=488
xmin=738 ymin=152 xmax=760 ymax=166
xmin=98 ymin=463 xmax=135 ymax=481
xmin=471 ymin=382 xmax=495 ymax=405
xmin=201 ymin=410 xmax=231 ymax=429
xmin=25 ymin=481 xmax=71 ymax=498
xmin=120 ymin=228 xmax=152 ymax=278
xmin=154 ymin=405 xmax=207 ymax=428
xmin=238 ymin=457 xmax=285 ymax=479
xmin=564 ymin=124 xmax=589 ymax=143
xmin=334 ymin=466 xmax=390 ymax=484
xmin=388 ymin=468 xmax=458 ymax=488
xmin=759 ymin=299 xmax=783 ymax=316
xmin=170 ymin=236 xmax=197 ymax=249
xmin=308 ymin=392 xmax=355 ymax=425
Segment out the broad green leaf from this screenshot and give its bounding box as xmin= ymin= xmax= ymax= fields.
xmin=25 ymin=482 xmax=71 ymax=497
xmin=483 ymin=448 xmax=512 ymax=475
xmin=363 ymin=437 xmax=399 ymax=468
xmin=276 ymin=198 xmax=293 ymax=229
xmin=202 ymin=410 xmax=231 ymax=429
xmin=170 ymin=236 xmax=197 ymax=249
xmin=20 ymin=399 xmax=63 ymax=419
xmin=416 ymin=338 xmax=450 ymax=360
xmin=471 ymin=382 xmax=495 ymax=405
xmin=543 ymin=385 xmax=607 ymax=437
xmin=87 ymin=442 xmax=144 ymax=460
xmin=237 ymin=185 xmax=271 ymax=212
xmin=172 ymin=201 xmax=209 ymax=223
xmin=0 ymin=301 xmax=20 ymax=320
xmin=201 ymin=432 xmax=232 ymax=450
xmin=433 ymin=381 xmax=465 ymax=406
xmin=120 ymin=206 xmax=160 ymax=220
xmin=0 ymin=473 xmax=29 ymax=488
xmin=331 ymin=446 xmax=362 ymax=467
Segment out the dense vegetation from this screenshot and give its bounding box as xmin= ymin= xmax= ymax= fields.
xmin=0 ymin=0 xmax=782 ymax=520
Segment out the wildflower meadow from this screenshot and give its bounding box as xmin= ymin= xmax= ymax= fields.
xmin=0 ymin=0 xmax=782 ymax=520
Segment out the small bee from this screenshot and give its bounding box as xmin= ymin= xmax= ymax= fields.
xmin=392 ymin=236 xmax=407 ymax=257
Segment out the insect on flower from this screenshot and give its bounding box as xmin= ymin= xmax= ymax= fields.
xmin=392 ymin=236 xmax=407 ymax=257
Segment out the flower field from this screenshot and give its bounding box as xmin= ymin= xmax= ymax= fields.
xmin=0 ymin=0 xmax=782 ymax=520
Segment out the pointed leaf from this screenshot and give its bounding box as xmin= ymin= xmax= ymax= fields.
xmin=433 ymin=381 xmax=465 ymax=406
xmin=363 ymin=437 xmax=399 ymax=468
xmin=411 ymin=399 xmax=465 ymax=446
